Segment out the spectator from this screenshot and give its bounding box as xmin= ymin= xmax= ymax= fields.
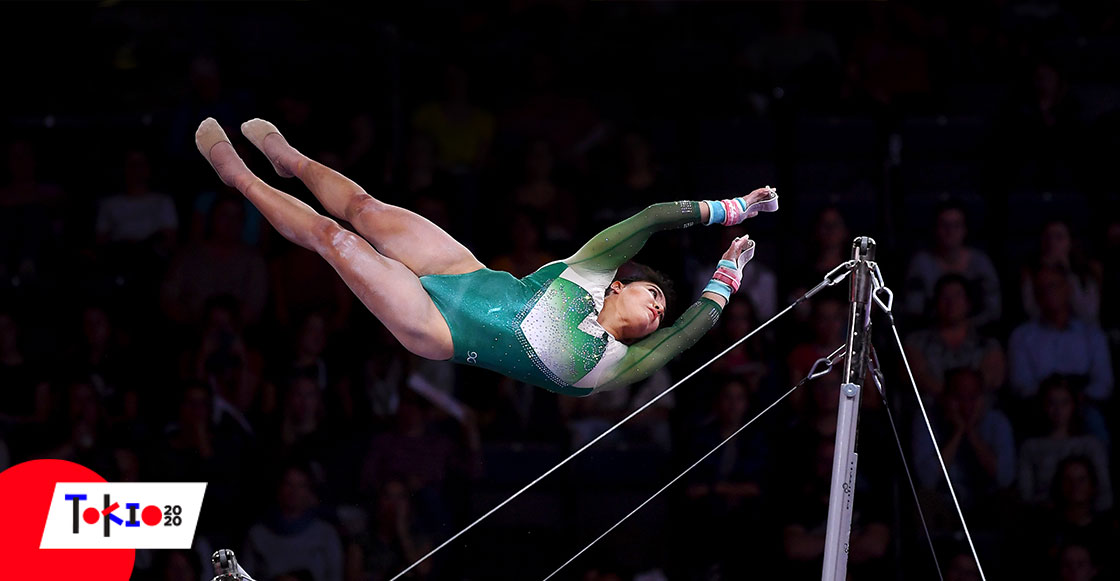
xmin=787 ymin=296 xmax=847 ymax=393
xmin=913 ymin=368 xmax=1015 ymax=509
xmin=779 ymin=435 xmax=890 ymax=579
xmin=995 ymin=59 xmax=1084 ymax=189
xmin=44 ymin=379 xmax=117 ymax=477
xmin=145 ymin=548 xmax=202 ymax=581
xmin=359 ymin=393 xmax=481 ymax=533
xmin=1019 ymin=377 xmax=1112 ymax=511
xmin=507 ymin=139 xmax=578 ymax=250
xmin=95 ymin=149 xmax=177 ymax=253
xmin=786 ymin=206 xmax=850 ymax=326
xmin=1032 ymin=457 xmax=1118 ymax=567
xmin=411 ymin=62 xmax=495 ymax=175
xmin=184 ymin=295 xmax=267 ymax=435
xmin=0 ymin=309 xmax=51 ymax=430
xmin=1008 ymin=266 xmax=1113 ymax=402
xmin=1054 ymin=542 xmax=1101 ymax=581
xmin=347 ymin=478 xmax=433 ymax=581
xmin=161 ymin=195 xmax=268 ymax=326
xmin=67 ymin=304 xmax=141 ymax=435
xmin=268 ymin=243 xmax=353 ymax=333
xmin=0 ymin=139 xmax=65 ymax=284
xmin=240 ymin=463 xmax=344 ymax=581
xmin=560 ymin=367 xmax=676 ymax=452
xmin=151 ymin=382 xmax=252 ymax=542
xmin=703 ymin=297 xmax=772 ymax=396
xmin=1021 ymin=219 xmax=1101 ymax=324
xmin=739 ymin=1 xmax=841 ymax=101
xmin=905 ymin=273 xmax=1006 ymax=398
xmin=944 ymin=547 xmax=982 ymax=581
xmin=681 ymin=378 xmax=769 ymax=576
xmin=488 ymin=207 xmax=559 ymax=278
xmin=903 ymin=200 xmax=1002 ymax=329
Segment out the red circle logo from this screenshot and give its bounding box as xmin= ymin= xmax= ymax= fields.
xmin=0 ymin=460 xmax=135 ymax=581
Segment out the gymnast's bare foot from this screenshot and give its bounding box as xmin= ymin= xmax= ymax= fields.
xmin=195 ymin=118 xmax=254 ymax=190
xmin=241 ymin=118 xmax=304 ymax=178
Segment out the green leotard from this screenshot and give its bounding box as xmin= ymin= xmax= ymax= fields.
xmin=419 ymin=201 xmax=723 ymax=396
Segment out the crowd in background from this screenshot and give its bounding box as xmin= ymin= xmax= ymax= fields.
xmin=3 ymin=1 xmax=1120 ymax=580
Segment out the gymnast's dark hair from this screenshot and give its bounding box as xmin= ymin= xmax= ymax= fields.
xmin=613 ymin=261 xmax=676 ymax=318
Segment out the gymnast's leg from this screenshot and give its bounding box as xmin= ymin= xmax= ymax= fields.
xmin=195 ymin=118 xmax=453 ymax=360
xmin=240 ymin=118 xmax=485 ymax=277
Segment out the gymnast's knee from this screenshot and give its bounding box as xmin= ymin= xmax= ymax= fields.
xmin=344 ymin=192 xmax=384 ymax=224
xmin=312 ymin=219 xmax=358 ymax=257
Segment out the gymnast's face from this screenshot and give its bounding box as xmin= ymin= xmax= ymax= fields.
xmin=606 ymin=280 xmax=666 ymax=339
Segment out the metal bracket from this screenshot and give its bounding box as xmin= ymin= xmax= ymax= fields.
xmin=211 ymin=549 xmax=256 ymax=581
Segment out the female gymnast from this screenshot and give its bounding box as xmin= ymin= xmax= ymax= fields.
xmin=195 ymin=118 xmax=777 ymax=396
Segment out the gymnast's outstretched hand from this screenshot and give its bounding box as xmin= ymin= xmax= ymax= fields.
xmin=721 ymin=234 xmax=756 ymax=270
xmin=703 ymin=186 xmax=779 ymax=226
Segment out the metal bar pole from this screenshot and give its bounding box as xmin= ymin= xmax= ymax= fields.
xmin=821 ymin=237 xmax=877 ymax=581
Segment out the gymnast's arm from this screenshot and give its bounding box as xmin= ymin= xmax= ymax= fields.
xmin=562 ymin=201 xmax=708 ymax=275
xmin=563 ymin=187 xmax=775 ymax=275
xmin=593 ymin=292 xmax=727 ymax=392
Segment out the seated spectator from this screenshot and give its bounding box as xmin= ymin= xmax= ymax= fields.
xmin=240 ymin=463 xmax=344 ymax=581
xmin=347 ymin=478 xmax=433 ymax=581
xmin=913 ymin=368 xmax=1015 ymax=510
xmin=182 ymin=295 xmax=268 ymax=434
xmin=507 ymin=139 xmax=578 ymax=250
xmin=161 ymin=195 xmax=268 ymax=327
xmin=95 ymin=149 xmax=177 ymax=254
xmin=1021 ymin=219 xmax=1101 ymax=325
xmin=994 ymin=59 xmax=1084 ymax=190
xmin=144 ymin=548 xmax=203 ymax=581
xmin=560 ymin=367 xmax=676 ymax=452
xmin=259 ymin=374 xmax=349 ymax=495
xmin=150 ymin=382 xmax=253 ymax=542
xmin=66 ymin=304 xmax=141 ymax=437
xmin=943 ymin=544 xmax=982 ymax=581
xmin=1019 ymin=376 xmax=1112 ymax=511
xmin=268 ymin=243 xmax=353 ymax=333
xmin=1023 ymin=457 xmax=1119 ymax=574
xmin=779 ymin=435 xmax=890 ymax=579
xmin=903 ymin=200 xmax=1001 ymax=329
xmin=703 ymin=295 xmax=773 ymax=397
xmin=1053 ymin=541 xmax=1103 ymax=581
xmin=681 ymin=378 xmax=770 ymax=576
xmin=360 ymin=393 xmax=481 ymax=533
xmin=488 ymin=207 xmax=559 ymax=278
xmin=905 ymin=274 xmax=1005 ymax=398
xmin=411 ymin=62 xmax=494 ymax=175
xmin=0 ymin=139 xmax=65 ymax=284
xmin=44 ymin=379 xmax=117 ymax=477
xmin=1008 ymin=266 xmax=1113 ymax=402
xmin=787 ymin=296 xmax=847 ymax=409
xmin=285 ymin=311 xmax=332 ymax=393
xmin=0 ymin=309 xmax=51 ymax=431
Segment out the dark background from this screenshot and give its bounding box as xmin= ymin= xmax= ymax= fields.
xmin=2 ymin=1 xmax=1120 ymax=580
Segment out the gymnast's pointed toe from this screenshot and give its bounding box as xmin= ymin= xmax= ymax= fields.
xmin=241 ymin=118 xmax=295 ymax=177
xmin=195 ymin=117 xmax=231 ymax=163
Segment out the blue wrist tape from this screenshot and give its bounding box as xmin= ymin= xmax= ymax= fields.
xmin=704 ymin=279 xmax=733 ymax=301
xmin=705 ymin=200 xmax=726 ymax=226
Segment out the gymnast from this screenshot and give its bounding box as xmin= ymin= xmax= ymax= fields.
xmin=195 ymin=118 xmax=777 ymax=396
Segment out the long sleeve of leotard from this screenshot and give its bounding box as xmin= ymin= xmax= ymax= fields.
xmin=594 ymin=297 xmax=723 ymax=392
xmin=564 ymin=201 xmax=703 ymax=275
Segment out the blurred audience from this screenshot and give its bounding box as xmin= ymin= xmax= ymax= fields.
xmin=903 ymin=200 xmax=1002 ymax=329
xmin=905 ymin=273 xmax=1006 ymax=398
xmin=1021 ymin=219 xmax=1101 ymax=324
